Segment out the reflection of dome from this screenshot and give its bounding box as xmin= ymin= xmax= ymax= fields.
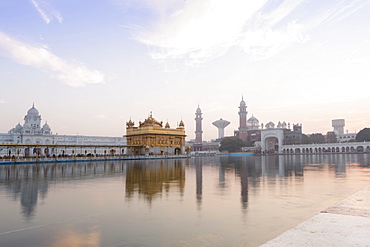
xmin=27 ymin=104 xmax=39 ymax=116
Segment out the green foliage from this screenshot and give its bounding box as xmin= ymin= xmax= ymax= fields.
xmin=356 ymin=128 xmax=370 ymax=142
xmin=219 ymin=137 xmax=245 ymax=152
xmin=302 ymin=134 xmax=312 ymax=144
xmin=326 ymin=131 xmax=337 ymax=143
xmin=309 ymin=133 xmax=325 ymax=144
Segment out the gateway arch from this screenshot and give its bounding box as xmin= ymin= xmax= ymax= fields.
xmin=261 ymin=129 xmax=284 ymax=153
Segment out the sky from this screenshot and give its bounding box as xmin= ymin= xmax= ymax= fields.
xmin=1 ymin=0 xmax=370 ymax=141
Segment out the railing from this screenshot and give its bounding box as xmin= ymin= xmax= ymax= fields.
xmin=0 ymin=154 xmax=190 ymax=164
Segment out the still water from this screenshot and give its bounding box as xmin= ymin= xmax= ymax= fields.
xmin=0 ymin=154 xmax=370 ymax=247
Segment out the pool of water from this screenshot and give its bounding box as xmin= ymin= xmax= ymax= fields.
xmin=0 ymin=154 xmax=370 ymax=246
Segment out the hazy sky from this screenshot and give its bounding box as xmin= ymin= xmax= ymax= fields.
xmin=1 ymin=0 xmax=370 ymax=141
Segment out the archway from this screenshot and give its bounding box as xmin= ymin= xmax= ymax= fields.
xmin=175 ymin=147 xmax=181 ymax=155
xmin=261 ymin=129 xmax=284 ymax=154
xmin=265 ymin=137 xmax=279 ymax=153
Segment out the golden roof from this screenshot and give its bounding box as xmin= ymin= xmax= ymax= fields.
xmin=139 ymin=112 xmax=163 ymax=128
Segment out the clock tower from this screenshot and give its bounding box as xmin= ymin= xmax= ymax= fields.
xmin=24 ymin=103 xmax=42 ymax=133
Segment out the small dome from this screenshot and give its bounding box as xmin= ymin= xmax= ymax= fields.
xmin=165 ymin=122 xmax=170 ymax=128
xmin=247 ymin=115 xmax=259 ymax=123
xmin=24 ymin=122 xmax=32 ymax=129
xmin=27 ymin=104 xmax=39 ymax=116
xmin=179 ymin=120 xmax=184 ymax=127
xmin=16 ymin=123 xmax=23 ymax=130
xmin=43 ymin=122 xmax=51 ymax=130
xmin=240 ymin=96 xmax=246 ymax=107
xmin=126 ymin=119 xmax=134 ymax=128
xmin=265 ymin=121 xmax=275 ymax=129
xmin=196 ymin=104 xmax=202 ymax=114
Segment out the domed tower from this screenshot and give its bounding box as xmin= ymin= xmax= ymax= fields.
xmin=247 ymin=115 xmax=260 ymax=130
xmin=24 ymin=103 xmax=42 ymax=134
xmin=238 ymin=96 xmax=248 ymax=142
xmin=42 ymin=122 xmax=51 ymax=134
xmin=195 ymin=105 xmax=203 ymax=143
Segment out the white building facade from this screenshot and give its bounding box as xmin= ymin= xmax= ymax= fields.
xmin=1 ymin=104 xmax=126 ymax=156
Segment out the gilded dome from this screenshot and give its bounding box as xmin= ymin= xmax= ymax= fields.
xmin=179 ymin=120 xmax=184 ymax=127
xmin=139 ymin=113 xmax=163 ymax=128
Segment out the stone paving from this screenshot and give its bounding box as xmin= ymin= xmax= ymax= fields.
xmin=261 ymin=184 xmax=370 ymax=247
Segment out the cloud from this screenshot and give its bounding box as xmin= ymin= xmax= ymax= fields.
xmin=30 ymin=0 xmax=63 ymax=24
xmin=0 ymin=32 xmax=106 ymax=87
xmin=306 ymin=0 xmax=369 ymax=29
xmin=131 ymin=0 xmax=368 ymax=64
xmin=0 ymin=100 xmax=5 ymax=104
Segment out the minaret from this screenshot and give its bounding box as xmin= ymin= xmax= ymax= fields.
xmin=195 ymin=105 xmax=203 ymax=143
xmin=238 ymin=96 xmax=248 ymax=142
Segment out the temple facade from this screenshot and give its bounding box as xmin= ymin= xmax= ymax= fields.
xmin=125 ymin=113 xmax=186 ymax=155
xmin=1 ymin=104 xmax=125 ymax=146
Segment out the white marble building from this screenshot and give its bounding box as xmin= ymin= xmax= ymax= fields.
xmin=0 ymin=104 xmax=126 ymax=155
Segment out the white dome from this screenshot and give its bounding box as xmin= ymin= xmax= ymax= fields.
xmin=196 ymin=107 xmax=201 ymax=113
xmin=27 ymin=105 xmax=39 ymax=116
xmin=43 ymin=122 xmax=51 ymax=130
xmin=16 ymin=123 xmax=23 ymax=130
xmin=247 ymin=115 xmax=259 ymax=123
xmin=240 ymin=99 xmax=246 ymax=107
xmin=24 ymin=122 xmax=32 ymax=129
xmin=265 ymin=121 xmax=275 ymax=129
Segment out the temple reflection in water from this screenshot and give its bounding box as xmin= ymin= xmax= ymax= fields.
xmin=0 ymin=154 xmax=369 ymax=221
xmin=125 ymin=159 xmax=186 ymax=203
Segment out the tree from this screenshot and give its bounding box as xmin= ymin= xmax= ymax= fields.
xmin=356 ymin=128 xmax=370 ymax=142
xmin=326 ymin=131 xmax=337 ymax=143
xmin=310 ymin=133 xmax=325 ymax=143
xmin=302 ymin=134 xmax=312 ymax=144
xmin=219 ymin=137 xmax=245 ymax=152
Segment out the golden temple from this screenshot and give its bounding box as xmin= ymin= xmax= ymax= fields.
xmin=125 ymin=112 xmax=186 ymax=155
